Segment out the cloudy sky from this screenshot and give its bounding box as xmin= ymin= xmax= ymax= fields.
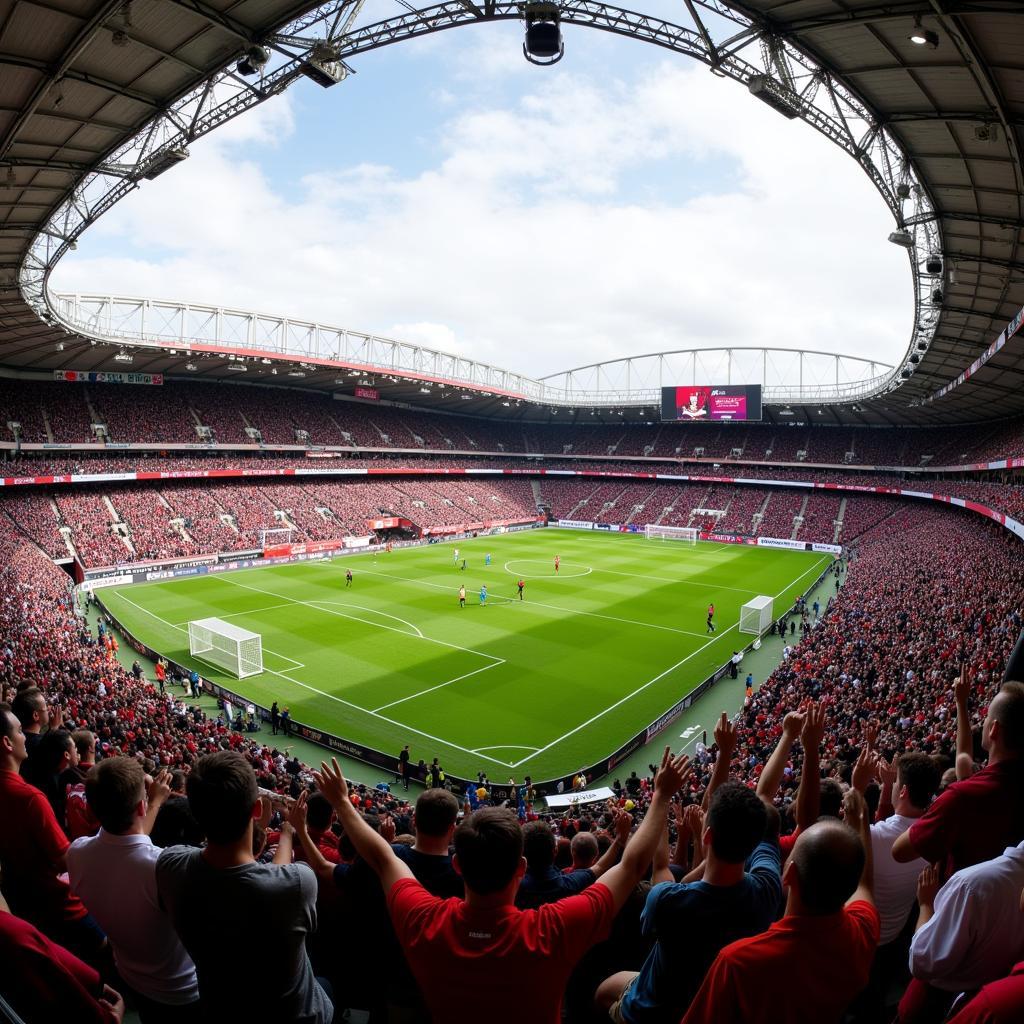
xmin=52 ymin=3 xmax=912 ymax=380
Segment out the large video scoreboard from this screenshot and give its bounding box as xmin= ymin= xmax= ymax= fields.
xmin=660 ymin=385 xmax=763 ymax=422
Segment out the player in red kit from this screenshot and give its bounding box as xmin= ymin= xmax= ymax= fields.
xmin=554 ymin=555 xmax=560 ymax=574
xmin=706 ymin=603 xmax=716 ymax=633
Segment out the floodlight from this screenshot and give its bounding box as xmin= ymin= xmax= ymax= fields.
xmin=909 ymin=354 xmax=921 ymax=364
xmin=114 ymin=349 xmax=133 ymax=363
xmin=900 ymin=368 xmax=912 ymax=379
xmin=931 ymin=287 xmax=944 ymax=305
xmin=925 ymin=255 xmax=943 ymax=275
xmin=523 ymin=3 xmax=563 ymax=65
xmin=896 ymin=183 xmax=912 ymax=200
xmin=237 ymin=45 xmax=270 ymax=77
xmin=909 ymin=20 xmax=939 ymax=49
xmin=186 ymin=362 xmax=197 ymax=371
xmin=888 ymin=229 xmax=914 ymax=249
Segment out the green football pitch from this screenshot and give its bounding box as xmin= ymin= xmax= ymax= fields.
xmin=100 ymin=531 xmax=832 ymax=781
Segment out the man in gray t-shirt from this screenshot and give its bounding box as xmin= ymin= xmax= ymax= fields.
xmin=156 ymin=752 xmax=332 ymax=1024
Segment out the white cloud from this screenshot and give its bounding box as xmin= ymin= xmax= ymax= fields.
xmin=53 ymin=59 xmax=909 ymax=381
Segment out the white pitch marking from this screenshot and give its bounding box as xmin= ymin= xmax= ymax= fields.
xmin=101 ymin=591 xmax=517 ymax=769
xmin=308 ymin=600 xmax=425 ymax=639
xmin=472 ymin=745 xmax=541 ymax=754
xmin=216 ymin=572 xmax=500 ymax=663
xmin=172 ymin=601 xmax=295 ymax=627
xmin=508 ymin=554 xmax=833 ymax=768
xmin=353 ymin=566 xmax=726 ymax=641
xmin=372 ymin=661 xmax=504 ymax=713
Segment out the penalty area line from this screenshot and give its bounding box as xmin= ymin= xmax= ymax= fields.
xmin=105 ymin=592 xmax=517 ymax=769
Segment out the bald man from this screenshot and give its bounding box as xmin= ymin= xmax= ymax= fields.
xmin=682 ymin=791 xmax=879 ymax=1024
xmin=893 ymin=681 xmax=1024 ymax=874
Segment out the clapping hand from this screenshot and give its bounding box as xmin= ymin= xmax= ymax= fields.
xmin=287 ymin=790 xmax=308 ymax=832
xmin=917 ymin=863 xmax=942 ymax=909
xmin=781 ymin=711 xmax=806 ymax=741
xmin=842 ymin=787 xmax=868 ymax=833
xmin=954 ymin=663 xmax=971 ymax=707
xmin=851 ymin=748 xmax=876 ymax=793
xmin=379 ymin=814 xmax=397 ymax=844
xmin=147 ymin=768 xmax=172 ymax=805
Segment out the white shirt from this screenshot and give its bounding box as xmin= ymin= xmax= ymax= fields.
xmin=909 ymin=841 xmax=1024 ymax=992
xmin=870 ymin=813 xmax=927 ymax=945
xmin=68 ymin=830 xmax=199 ymax=1004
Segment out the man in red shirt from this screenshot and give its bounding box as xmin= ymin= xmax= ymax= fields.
xmin=681 ymin=789 xmax=879 ymax=1024
xmin=947 ymin=962 xmax=1024 ymax=1024
xmin=892 ymin=681 xmax=1024 ymax=873
xmin=0 ymin=703 xmax=104 ymax=964
xmin=0 ymin=886 xmax=123 ymax=1024
xmin=312 ymin=747 xmax=691 ymax=1024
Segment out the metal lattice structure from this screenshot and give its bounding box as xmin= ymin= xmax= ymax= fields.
xmin=50 ymin=293 xmax=894 ymax=406
xmin=21 ymin=0 xmax=941 ymax=408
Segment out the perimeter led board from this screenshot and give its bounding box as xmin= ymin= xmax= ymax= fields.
xmin=660 ymin=385 xmax=763 ymax=422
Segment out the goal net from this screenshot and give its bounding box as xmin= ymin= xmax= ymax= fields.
xmin=645 ymin=525 xmax=698 ymax=545
xmin=260 ymin=526 xmax=294 ymax=551
xmin=188 ymin=617 xmax=263 ymax=678
xmin=739 ymin=596 xmax=774 ymax=635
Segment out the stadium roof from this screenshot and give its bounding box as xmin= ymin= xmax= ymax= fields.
xmin=0 ymin=0 xmax=1022 ymax=427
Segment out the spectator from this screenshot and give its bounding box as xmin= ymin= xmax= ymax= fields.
xmin=946 ymin=960 xmax=1024 ymax=1024
xmin=681 ymin=789 xmax=878 ymax=1024
xmin=67 ymin=757 xmax=199 ymax=1022
xmin=596 ymin=781 xmax=781 ymax=1024
xmin=899 ymin=841 xmax=1024 ymax=1024
xmin=516 ymin=815 xmax=628 ymax=909
xmin=893 ymin=681 xmax=1024 ymax=873
xmin=22 ymin=727 xmax=78 ymax=829
xmin=155 ymin=751 xmax=332 ymax=1023
xmin=12 ymin=685 xmax=61 ymax=760
xmin=0 ymin=703 xmax=103 ymax=964
xmin=67 ymin=729 xmax=100 ymax=840
xmin=312 ymin=748 xmax=691 ymax=1024
xmin=0 ymin=879 xmax=124 ymax=1024
xmin=567 ymin=831 xmax=600 ymax=873
xmin=297 ymin=786 xmax=464 ymax=1020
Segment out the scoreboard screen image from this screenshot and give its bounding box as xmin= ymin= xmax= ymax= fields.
xmin=660 ymin=384 xmax=763 ymax=422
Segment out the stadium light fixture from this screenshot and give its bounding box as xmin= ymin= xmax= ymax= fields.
xmin=227 ymin=363 xmax=247 ymax=372
xmin=896 ymin=183 xmax=912 ymax=200
xmin=925 ymin=255 xmax=943 ymax=275
xmin=909 ymin=19 xmax=939 ymax=49
xmin=888 ymin=229 xmax=914 ymax=249
xmin=523 ymin=3 xmax=564 ymax=65
xmin=237 ymin=45 xmax=270 ymax=77
xmin=288 ymin=370 xmax=306 ymax=377
xmin=114 ymin=349 xmax=133 ymax=363
xmin=186 ymin=362 xmax=197 ymax=371
xmin=55 ymin=342 xmax=64 ymax=351
xmin=931 ymin=287 xmax=944 ymax=305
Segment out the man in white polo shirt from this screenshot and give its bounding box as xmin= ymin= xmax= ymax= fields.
xmin=68 ymin=757 xmax=200 ymax=1023
xmin=848 ymin=749 xmax=940 ymax=1021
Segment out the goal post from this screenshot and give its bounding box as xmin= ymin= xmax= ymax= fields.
xmin=260 ymin=526 xmax=294 ymax=551
xmin=645 ymin=525 xmax=698 ymax=545
xmin=739 ymin=596 xmax=774 ymax=635
xmin=188 ymin=617 xmax=263 ymax=678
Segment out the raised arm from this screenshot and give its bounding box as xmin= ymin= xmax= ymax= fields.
xmin=842 ymin=788 xmax=874 ymax=907
xmin=794 ymin=701 xmax=825 ymax=831
xmin=314 ymin=759 xmax=413 ymax=892
xmin=142 ymin=769 xmax=172 ymax=836
xmin=289 ymin=792 xmax=336 ymax=885
xmin=589 ymin=810 xmax=631 ymax=879
xmin=702 ymin=713 xmax=736 ymax=812
xmin=599 ymin=747 xmax=691 ymax=912
xmin=954 ymin=666 xmax=973 ymax=781
xmin=755 ymin=711 xmax=804 ymax=805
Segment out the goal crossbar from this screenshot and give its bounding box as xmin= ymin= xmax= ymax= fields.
xmin=188 ymin=617 xmax=263 ymax=678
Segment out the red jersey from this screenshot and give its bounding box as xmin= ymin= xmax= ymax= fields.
xmin=0 ymin=911 xmax=108 ymax=1024
xmin=908 ymin=759 xmax=1024 ymax=874
xmin=681 ymin=900 xmax=879 ymax=1024
xmin=0 ymin=769 xmax=87 ymax=928
xmin=948 ymin=962 xmax=1024 ymax=1024
xmin=708 ymin=604 xmax=715 ymax=617
xmin=387 ymin=877 xmax=614 ymax=1024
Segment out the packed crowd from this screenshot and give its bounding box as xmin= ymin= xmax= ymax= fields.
xmin=1 ymin=497 xmax=1023 ymax=1023
xmin=3 ymin=379 xmax=1023 ymax=468
xmin=5 ymin=461 xmax=1024 ymax=566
